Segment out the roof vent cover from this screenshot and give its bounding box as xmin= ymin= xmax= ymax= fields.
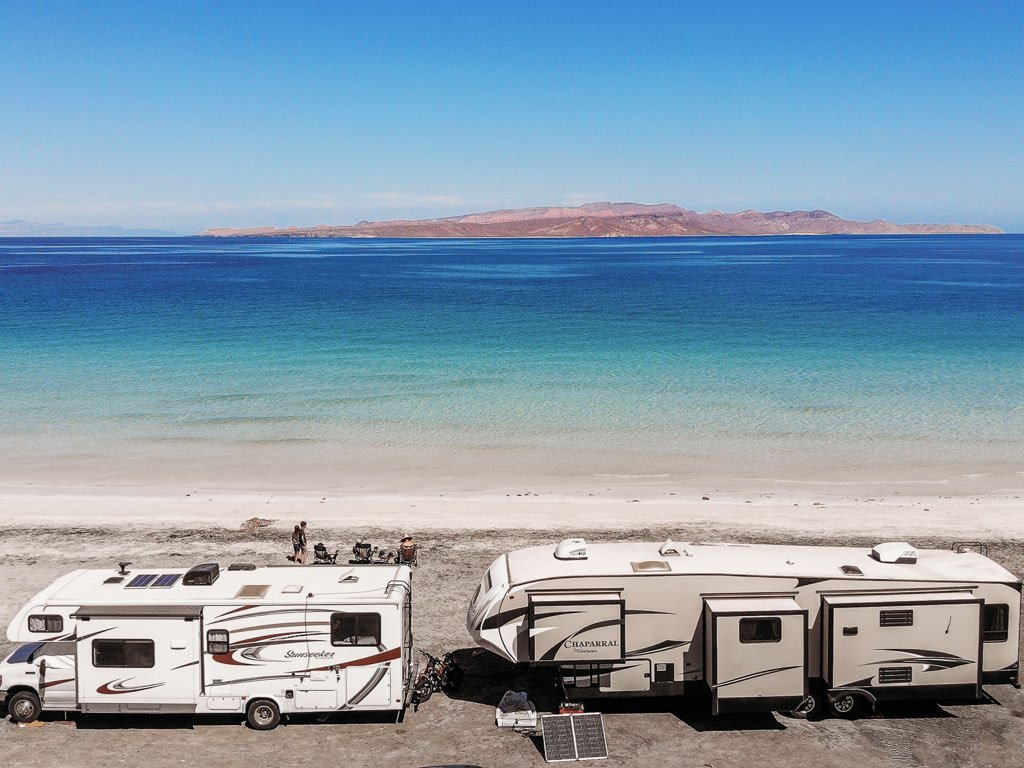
xmin=659 ymin=540 xmax=681 ymax=556
xmin=871 ymin=542 xmax=918 ymax=564
xmin=183 ymin=563 xmax=220 ymax=585
xmin=554 ymin=538 xmax=588 ymax=560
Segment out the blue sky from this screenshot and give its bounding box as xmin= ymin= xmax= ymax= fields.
xmin=1 ymin=1 xmax=1022 ymax=233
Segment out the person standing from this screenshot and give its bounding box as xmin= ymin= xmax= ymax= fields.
xmin=291 ymin=524 xmax=307 ymax=564
xmin=298 ymin=521 xmax=308 ymax=564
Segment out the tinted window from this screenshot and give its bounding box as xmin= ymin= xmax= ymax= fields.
xmin=92 ymin=639 xmax=155 ymax=668
xmin=28 ymin=615 xmax=63 ymax=633
xmin=739 ymin=617 xmax=782 ymax=644
xmin=984 ymin=604 xmax=1009 ymax=643
xmin=330 ymin=613 xmax=381 ymax=646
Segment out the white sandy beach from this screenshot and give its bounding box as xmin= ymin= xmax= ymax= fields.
xmin=1 ymin=479 xmax=1022 ymax=539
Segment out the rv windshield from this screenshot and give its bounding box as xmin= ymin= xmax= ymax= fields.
xmin=4 ymin=641 xmax=74 ymax=664
xmin=6 ymin=643 xmax=45 ymax=664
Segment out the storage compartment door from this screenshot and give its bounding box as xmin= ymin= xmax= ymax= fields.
xmin=528 ymin=593 xmax=625 ymax=663
xmin=345 ymin=666 xmax=392 ymax=707
xmin=704 ymin=597 xmax=807 ymax=715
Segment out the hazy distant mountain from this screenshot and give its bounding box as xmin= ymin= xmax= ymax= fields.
xmin=0 ymin=220 xmax=181 ymax=237
xmin=202 ymin=202 xmax=1002 ymax=238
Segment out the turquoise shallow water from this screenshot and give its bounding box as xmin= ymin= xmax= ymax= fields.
xmin=0 ymin=235 xmax=1022 ymax=486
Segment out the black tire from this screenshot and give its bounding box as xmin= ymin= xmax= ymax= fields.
xmin=246 ymin=698 xmax=281 ymax=730
xmin=8 ymin=690 xmax=42 ymax=723
xmin=827 ymin=692 xmax=863 ymax=719
xmin=440 ymin=664 xmax=464 ymax=693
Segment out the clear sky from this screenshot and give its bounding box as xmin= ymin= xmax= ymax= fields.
xmin=1 ymin=1 xmax=1022 ymax=233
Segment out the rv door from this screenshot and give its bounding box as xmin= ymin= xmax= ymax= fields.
xmin=704 ymin=596 xmax=807 ymax=715
xmin=528 ymin=593 xmax=625 ymax=663
xmin=36 ymin=643 xmax=77 ymax=709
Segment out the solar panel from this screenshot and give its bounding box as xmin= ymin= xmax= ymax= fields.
xmin=571 ymin=713 xmax=608 ymax=760
xmin=125 ymin=574 xmax=157 ymax=588
xmin=541 ymin=713 xmax=609 ymax=762
xmin=150 ymin=574 xmax=182 ymax=588
xmin=542 ymin=715 xmax=577 ymax=763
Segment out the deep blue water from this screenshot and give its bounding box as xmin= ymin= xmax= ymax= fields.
xmin=1 ymin=235 xmax=1022 ymax=481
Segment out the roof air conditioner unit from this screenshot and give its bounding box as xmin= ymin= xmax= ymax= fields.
xmin=554 ymin=538 xmax=588 ymax=560
xmin=871 ymin=542 xmax=918 ymax=564
xmin=183 ymin=562 xmax=220 ymax=585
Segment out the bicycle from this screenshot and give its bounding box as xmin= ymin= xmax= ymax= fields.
xmin=411 ymin=649 xmax=464 ymax=710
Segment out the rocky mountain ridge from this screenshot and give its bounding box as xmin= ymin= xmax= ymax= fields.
xmin=202 ymin=202 xmax=1002 ymax=238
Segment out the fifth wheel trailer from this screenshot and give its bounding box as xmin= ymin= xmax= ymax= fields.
xmin=0 ymin=562 xmax=413 ymax=728
xmin=467 ymin=539 xmax=1020 ymax=717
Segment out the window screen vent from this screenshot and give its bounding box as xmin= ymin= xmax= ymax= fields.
xmin=840 ymin=565 xmax=863 ymax=575
xmin=879 ymin=666 xmax=912 ymax=684
xmin=104 ymin=576 xmax=124 ymax=584
xmin=281 ymin=584 xmax=303 ymax=594
xmin=880 ymin=609 xmax=913 ymax=627
xmin=631 ymin=560 xmax=671 ymax=573
xmin=228 ymin=563 xmax=257 ymax=571
xmin=235 ymin=584 xmax=270 ymax=599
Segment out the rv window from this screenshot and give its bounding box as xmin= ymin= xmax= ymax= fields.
xmin=739 ymin=617 xmax=782 ymax=644
xmin=330 ymin=612 xmax=381 ymax=646
xmin=984 ymin=604 xmax=1009 ymax=643
xmin=28 ymin=615 xmax=63 ymax=633
xmin=92 ymin=639 xmax=155 ymax=668
xmin=207 ymin=629 xmax=230 ymax=654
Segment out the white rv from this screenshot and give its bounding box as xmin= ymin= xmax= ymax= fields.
xmin=467 ymin=539 xmax=1020 ymax=718
xmin=1 ymin=562 xmax=413 ymax=729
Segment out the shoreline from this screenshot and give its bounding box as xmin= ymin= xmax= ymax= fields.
xmin=1 ymin=482 xmax=1022 ymax=539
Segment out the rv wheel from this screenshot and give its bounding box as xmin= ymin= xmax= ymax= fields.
xmin=827 ymin=692 xmax=862 ymax=719
xmin=8 ymin=691 xmax=42 ymax=723
xmin=791 ymin=688 xmax=825 ymax=720
xmin=246 ymin=699 xmax=281 ymax=730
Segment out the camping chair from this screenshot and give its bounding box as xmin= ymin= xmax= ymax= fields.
xmin=349 ymin=541 xmax=374 ymax=564
xmin=397 ymin=537 xmax=418 ymax=567
xmin=313 ymin=542 xmax=338 ymax=565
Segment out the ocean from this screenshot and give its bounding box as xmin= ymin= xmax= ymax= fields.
xmin=1 ymin=235 xmax=1021 ymax=490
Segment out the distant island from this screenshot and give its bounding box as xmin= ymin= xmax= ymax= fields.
xmin=0 ymin=220 xmax=181 ymax=238
xmin=202 ymin=202 xmax=1002 ymax=238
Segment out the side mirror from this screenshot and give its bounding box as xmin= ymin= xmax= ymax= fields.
xmin=39 ymin=658 xmax=46 ymax=674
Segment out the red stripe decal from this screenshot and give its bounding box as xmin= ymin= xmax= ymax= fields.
xmin=42 ymin=677 xmax=75 ymax=689
xmin=309 ymin=647 xmax=401 ymax=672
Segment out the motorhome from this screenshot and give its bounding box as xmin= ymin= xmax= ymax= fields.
xmin=1 ymin=561 xmax=413 ymax=729
xmin=467 ymin=538 xmax=1020 ymax=718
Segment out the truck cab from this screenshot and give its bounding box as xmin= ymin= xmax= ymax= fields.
xmin=0 ymin=641 xmax=77 ymax=722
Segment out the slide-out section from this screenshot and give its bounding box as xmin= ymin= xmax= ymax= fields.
xmin=704 ymin=596 xmax=807 ymax=714
xmin=822 ymin=591 xmax=982 ymax=700
xmin=528 ymin=592 xmax=625 ymax=663
xmin=73 ymin=605 xmax=201 ymax=713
